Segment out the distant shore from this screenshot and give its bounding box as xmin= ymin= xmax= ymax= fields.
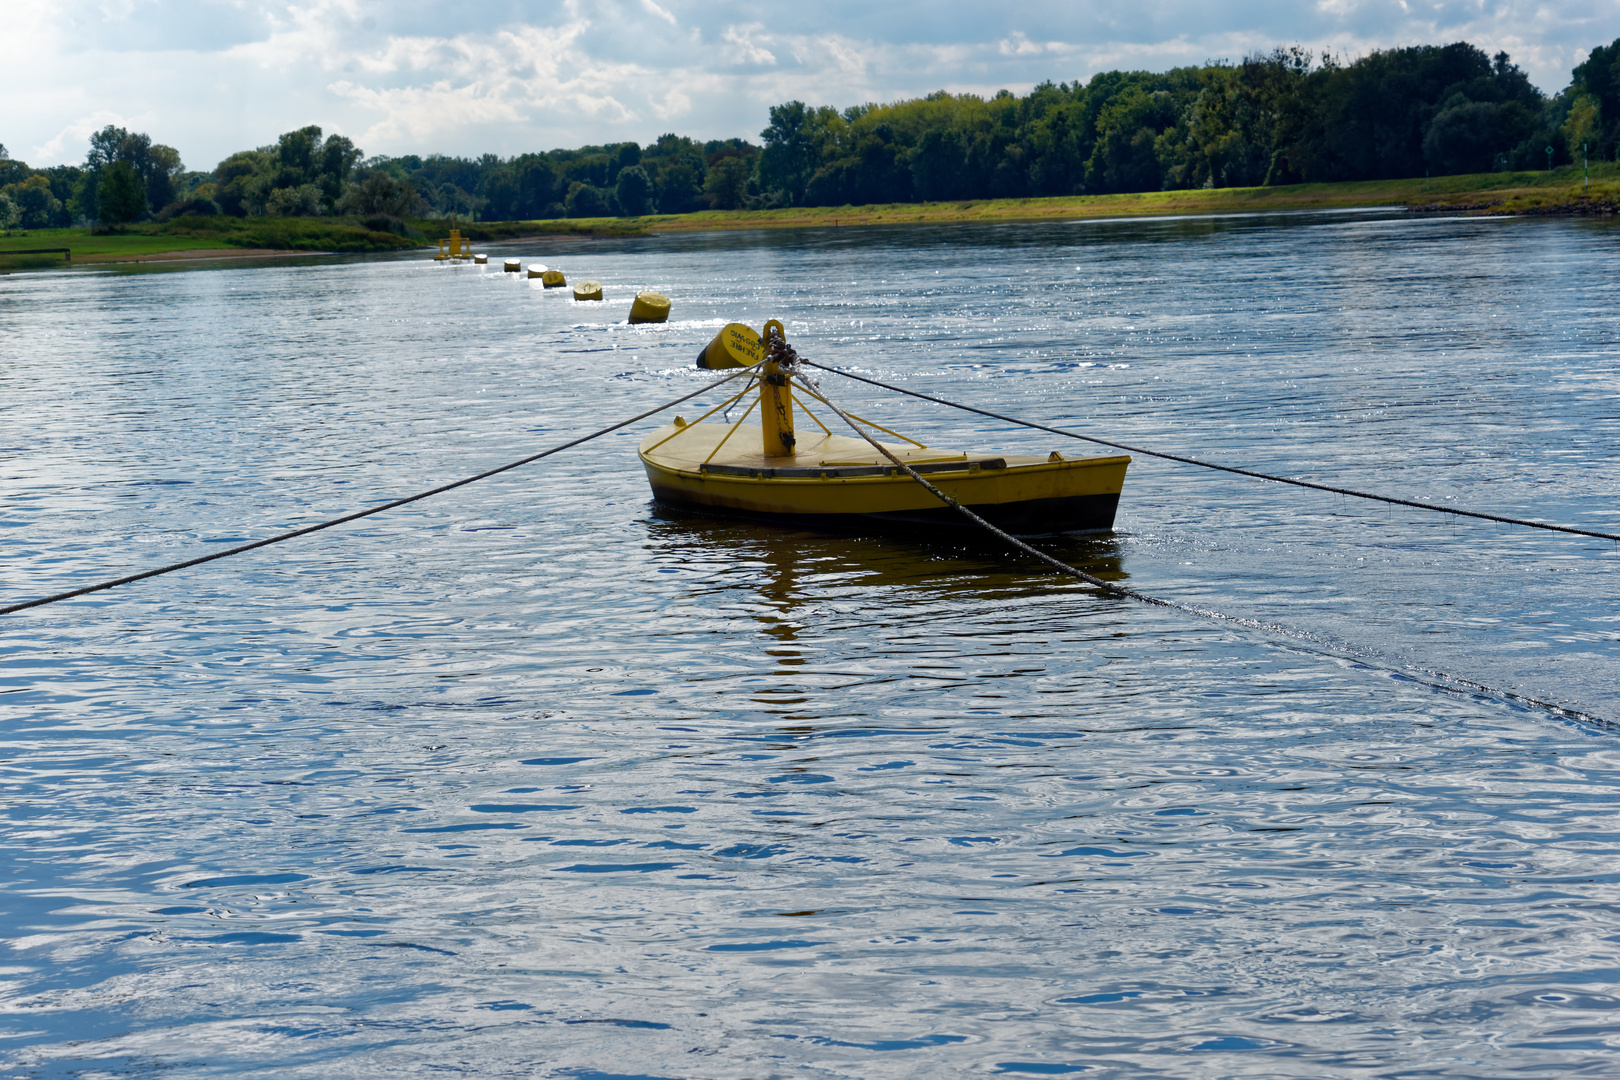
xmin=79 ymin=248 xmax=331 ymax=265
xmin=4 ymin=165 xmax=1613 ymax=271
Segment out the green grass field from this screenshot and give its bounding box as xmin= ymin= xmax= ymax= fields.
xmin=0 ymin=217 xmax=421 ymax=269
xmin=3 ymin=163 xmax=1614 ymax=271
xmin=0 ymin=228 xmax=228 ymax=264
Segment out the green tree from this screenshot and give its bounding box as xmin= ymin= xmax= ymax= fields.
xmin=338 ymin=170 xmax=418 ymax=218
xmin=654 ymin=156 xmax=705 ymax=213
xmin=515 ymin=158 xmax=559 ymax=217
xmin=1425 ymin=95 xmax=1536 ymax=174
xmin=1561 ymin=92 xmax=1601 ymax=161
xmin=0 ymin=190 xmax=19 ymax=232
xmin=701 ymin=156 xmax=751 ymax=209
xmin=145 ymin=143 xmax=184 ymax=211
xmin=4 ymin=174 xmax=63 ymax=228
xmin=1087 ymin=84 xmax=1182 ymax=192
xmin=98 ymin=160 xmax=148 ymax=224
xmin=1570 ymin=38 xmax=1619 ymax=158
xmin=615 ymin=165 xmax=653 ymax=216
xmin=0 ymin=157 xmax=29 ymax=187
xmin=83 ymin=125 xmax=186 ymax=213
xmin=316 ymin=135 xmax=362 ymax=201
xmin=266 ymin=183 xmax=325 ymax=216
xmin=758 ymin=101 xmax=836 ymax=204
xmin=564 ymin=181 xmax=609 ymax=217
xmin=213 ymin=150 xmax=275 ymax=216
xmin=86 ymin=125 xmax=128 ymax=170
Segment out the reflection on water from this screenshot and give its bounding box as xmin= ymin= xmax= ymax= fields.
xmin=1 ymin=212 xmax=1618 ymax=1078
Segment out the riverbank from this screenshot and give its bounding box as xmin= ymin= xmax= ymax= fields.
xmin=615 ymin=165 xmax=1618 ymax=232
xmin=4 ymin=163 xmax=1613 ymax=270
xmin=0 ymin=217 xmax=645 ymax=270
xmin=0 ymin=219 xmax=411 ymax=270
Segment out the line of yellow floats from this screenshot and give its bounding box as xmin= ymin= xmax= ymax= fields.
xmin=435 ymin=226 xmax=1127 ymax=534
xmin=433 ymin=227 xmax=669 ymax=323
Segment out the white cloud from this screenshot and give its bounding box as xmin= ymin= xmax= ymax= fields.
xmin=722 ymin=24 xmax=777 ymax=66
xmin=4 ymin=0 xmax=1618 ymax=168
xmin=650 ymin=86 xmax=694 ymax=120
xmin=999 ymin=33 xmax=1044 ymax=57
xmin=640 ymin=0 xmax=678 ymax=27
xmin=29 ymin=110 xmax=153 ymax=163
xmin=324 ymin=22 xmax=650 ymax=146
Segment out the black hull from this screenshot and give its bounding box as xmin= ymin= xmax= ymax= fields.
xmin=649 ymin=490 xmax=1121 ymax=538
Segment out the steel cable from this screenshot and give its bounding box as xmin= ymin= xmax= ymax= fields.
xmin=803 ymin=361 xmax=1620 ymax=544
xmin=793 ymin=365 xmax=1611 ymax=728
xmin=1 ymin=369 xmax=752 ymax=616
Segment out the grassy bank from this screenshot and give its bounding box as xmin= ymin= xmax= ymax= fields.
xmin=0 ymin=217 xmax=419 ymax=269
xmin=0 ymin=229 xmax=229 ymax=267
xmin=4 ymin=163 xmax=1613 ymax=271
xmin=609 ymin=162 xmax=1620 ymax=233
xmin=0 ymin=215 xmax=647 ymax=269
xmin=443 ymin=219 xmax=649 ymax=241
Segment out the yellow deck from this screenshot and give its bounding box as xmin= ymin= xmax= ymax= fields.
xmin=638 ymin=421 xmax=1129 ymax=532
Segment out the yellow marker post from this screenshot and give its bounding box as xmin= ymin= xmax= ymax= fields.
xmin=760 ymin=319 xmax=795 ymax=458
xmin=436 ymin=227 xmax=472 ymax=261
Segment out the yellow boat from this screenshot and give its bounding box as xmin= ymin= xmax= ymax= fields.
xmin=639 ymin=322 xmax=1129 ymax=535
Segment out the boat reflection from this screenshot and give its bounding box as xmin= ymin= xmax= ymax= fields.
xmin=641 ymin=501 xmax=1129 ymax=667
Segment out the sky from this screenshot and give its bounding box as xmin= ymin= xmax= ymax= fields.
xmin=5 ymin=0 xmax=1618 ymax=173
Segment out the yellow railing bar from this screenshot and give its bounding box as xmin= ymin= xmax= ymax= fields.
xmin=795 ymin=383 xmax=926 ymax=448
xmin=641 ymin=375 xmax=759 ymax=454
xmin=794 ymin=396 xmax=833 ymax=435
xmin=702 ymin=396 xmax=760 ymax=465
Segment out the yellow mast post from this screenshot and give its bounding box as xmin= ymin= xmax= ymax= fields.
xmin=760 ymin=319 xmax=796 ymax=458
xmin=436 ymin=219 xmax=472 ymax=261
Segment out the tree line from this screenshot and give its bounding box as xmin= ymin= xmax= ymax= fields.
xmin=3 ymin=35 xmax=1616 ymax=232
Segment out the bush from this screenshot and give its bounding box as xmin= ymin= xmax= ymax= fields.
xmin=361 ymin=214 xmax=408 ymax=235
xmin=340 ymin=171 xmax=419 ymax=218
xmin=265 ymin=183 xmax=325 ymax=217
xmin=155 ymin=195 xmax=222 ymax=221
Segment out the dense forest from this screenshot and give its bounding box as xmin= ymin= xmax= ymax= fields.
xmin=3 ymin=36 xmax=1616 ymax=232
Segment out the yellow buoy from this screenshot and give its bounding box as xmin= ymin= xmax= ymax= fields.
xmin=628 ymin=291 xmax=671 ymax=324
xmin=436 ymin=227 xmax=472 ymax=261
xmin=473 ymin=254 xmax=487 ymax=264
xmin=573 ymin=280 xmax=604 ymax=301
xmin=541 ymin=269 xmax=567 ymax=289
xmin=697 ymin=322 xmax=763 ymax=368
xmin=526 ymin=263 xmax=548 ymax=278
xmin=503 ymin=258 xmax=521 ymax=273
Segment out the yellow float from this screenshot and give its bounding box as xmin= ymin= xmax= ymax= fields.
xmin=503 ymin=258 xmax=521 ymax=273
xmin=628 ymin=291 xmax=670 ymax=324
xmin=573 ymin=280 xmax=604 ymax=301
xmin=540 ymin=269 xmax=567 ymax=289
xmin=697 ymin=322 xmax=763 ymax=368
xmin=526 ymin=263 xmax=548 ymax=278
xmin=473 ymin=254 xmax=487 ymax=264
xmin=638 ymin=321 xmax=1130 ymax=535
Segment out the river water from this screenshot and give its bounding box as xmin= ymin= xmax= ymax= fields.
xmin=1 ymin=212 xmax=1617 ymax=1078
